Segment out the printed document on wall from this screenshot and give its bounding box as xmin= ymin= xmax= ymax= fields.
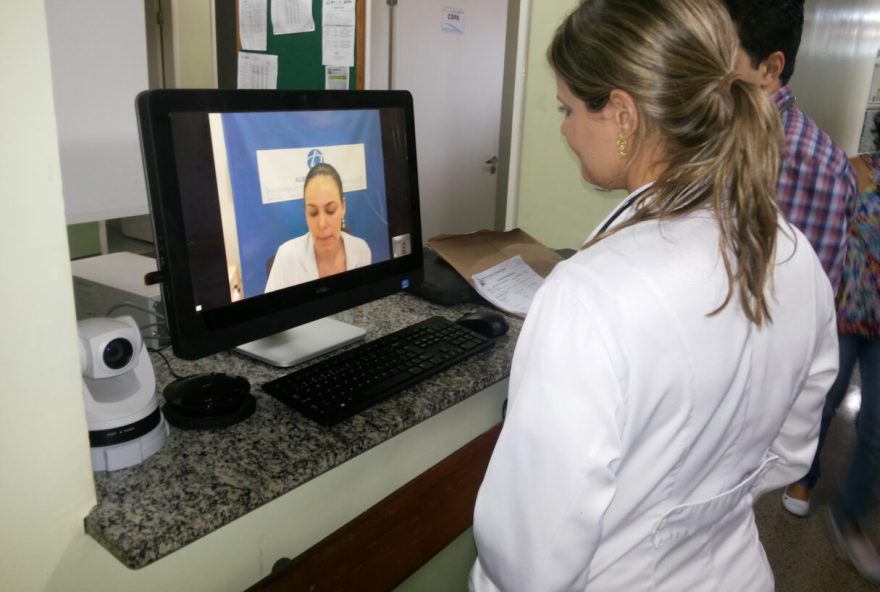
xmin=322 ymin=0 xmax=355 ymax=67
xmin=326 ymin=66 xmax=349 ymax=89
xmin=272 ymin=0 xmax=315 ymax=34
xmin=239 ymin=0 xmax=267 ymax=50
xmin=237 ymin=52 xmax=278 ymax=89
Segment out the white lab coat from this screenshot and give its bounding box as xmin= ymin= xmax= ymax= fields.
xmin=470 ymin=194 xmax=838 ymax=591
xmin=265 ymin=232 xmax=372 ymax=292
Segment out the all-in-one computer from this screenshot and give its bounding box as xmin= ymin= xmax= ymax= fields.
xmin=136 ymin=89 xmax=496 ymax=425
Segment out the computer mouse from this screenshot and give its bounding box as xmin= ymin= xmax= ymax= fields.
xmin=456 ymin=311 xmax=509 ymax=338
xmin=162 ymin=372 xmax=255 ymax=429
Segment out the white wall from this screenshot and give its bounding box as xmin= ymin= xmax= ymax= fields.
xmin=45 ymin=0 xmax=151 ymax=224
xmin=0 ymin=3 xmax=96 ymax=591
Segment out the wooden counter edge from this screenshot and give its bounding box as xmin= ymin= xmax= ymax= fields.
xmin=246 ymin=423 xmax=502 ymax=592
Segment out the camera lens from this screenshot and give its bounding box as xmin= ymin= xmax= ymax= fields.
xmin=103 ymin=338 xmax=134 ymax=370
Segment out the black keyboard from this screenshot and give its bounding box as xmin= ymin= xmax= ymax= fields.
xmin=262 ymin=316 xmax=494 ymax=426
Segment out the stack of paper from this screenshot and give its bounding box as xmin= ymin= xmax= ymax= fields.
xmin=425 ymin=229 xmax=564 ymax=317
xmin=471 ymin=255 xmax=545 ymax=316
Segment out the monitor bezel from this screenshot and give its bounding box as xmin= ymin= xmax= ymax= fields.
xmin=136 ymin=89 xmax=424 ymax=360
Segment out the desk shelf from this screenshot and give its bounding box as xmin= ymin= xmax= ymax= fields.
xmin=84 ymin=293 xmax=519 ymax=570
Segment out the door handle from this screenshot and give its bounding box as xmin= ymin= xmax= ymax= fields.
xmin=484 ymin=155 xmax=498 ymax=174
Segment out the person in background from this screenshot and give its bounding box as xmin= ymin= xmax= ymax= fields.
xmin=722 ymin=0 xmax=856 ymax=294
xmin=468 ymin=0 xmax=838 ymax=590
xmin=265 ymin=162 xmax=371 ymax=292
xmin=799 ymin=112 xmax=880 ymax=582
xmin=721 ymin=0 xmax=857 ymax=521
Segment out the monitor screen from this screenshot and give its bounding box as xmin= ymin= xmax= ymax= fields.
xmin=136 ymin=89 xmax=423 ymax=363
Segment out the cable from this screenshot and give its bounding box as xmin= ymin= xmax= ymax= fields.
xmin=148 ymin=346 xmax=187 ymax=380
xmin=105 ymin=301 xmax=166 ymax=320
xmin=103 ymin=302 xmax=171 ymax=343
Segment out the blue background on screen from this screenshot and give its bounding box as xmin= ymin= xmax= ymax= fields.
xmin=221 ymin=110 xmax=389 ymax=298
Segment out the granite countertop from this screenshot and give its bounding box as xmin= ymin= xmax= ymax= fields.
xmin=84 ymin=293 xmax=521 ymax=569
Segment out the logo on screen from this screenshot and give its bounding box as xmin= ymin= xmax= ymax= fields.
xmin=307 ymin=149 xmax=324 ymax=169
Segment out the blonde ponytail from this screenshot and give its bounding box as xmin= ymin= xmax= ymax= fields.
xmin=549 ymin=0 xmax=783 ymax=325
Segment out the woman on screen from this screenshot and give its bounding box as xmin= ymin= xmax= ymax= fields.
xmin=265 ymin=163 xmax=372 ymax=292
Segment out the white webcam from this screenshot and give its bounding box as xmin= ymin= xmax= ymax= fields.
xmin=77 ymin=315 xmax=167 ymax=471
xmin=78 ymin=315 xmax=143 ymax=380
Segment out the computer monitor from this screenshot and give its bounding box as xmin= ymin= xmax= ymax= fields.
xmin=136 ymin=89 xmax=423 ymax=366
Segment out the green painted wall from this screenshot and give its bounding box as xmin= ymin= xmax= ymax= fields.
xmin=395 ymin=528 xmax=477 ymax=592
xmin=514 ymin=1 xmax=626 ymax=250
xmin=67 ymin=222 xmax=101 ymax=259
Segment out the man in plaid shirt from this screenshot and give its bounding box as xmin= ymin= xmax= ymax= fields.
xmin=724 ymin=0 xmax=856 ymax=293
xmin=724 ymin=0 xmax=869 ymax=575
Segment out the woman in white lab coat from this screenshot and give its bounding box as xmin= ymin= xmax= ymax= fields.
xmin=469 ymin=0 xmax=838 ymax=590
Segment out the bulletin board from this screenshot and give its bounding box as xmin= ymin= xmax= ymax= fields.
xmin=231 ymin=0 xmax=365 ymax=90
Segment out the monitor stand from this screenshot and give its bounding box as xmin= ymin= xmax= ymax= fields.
xmin=234 ymin=317 xmax=366 ymax=368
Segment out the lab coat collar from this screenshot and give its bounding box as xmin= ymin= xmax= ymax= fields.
xmin=583 ymin=182 xmax=654 ymax=245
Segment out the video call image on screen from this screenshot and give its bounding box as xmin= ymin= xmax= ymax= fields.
xmin=168 ymin=107 xmax=414 ymax=314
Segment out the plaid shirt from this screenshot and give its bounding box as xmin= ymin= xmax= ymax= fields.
xmin=775 ymin=85 xmax=856 ymax=292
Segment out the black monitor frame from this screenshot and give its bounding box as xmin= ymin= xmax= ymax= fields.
xmin=136 ymin=89 xmax=423 ymax=360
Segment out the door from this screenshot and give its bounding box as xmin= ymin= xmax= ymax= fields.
xmin=790 ymin=0 xmax=880 ymax=154
xmin=370 ymin=0 xmax=509 ymax=240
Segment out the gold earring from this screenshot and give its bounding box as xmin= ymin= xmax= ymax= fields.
xmin=617 ymin=133 xmax=629 ymax=157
